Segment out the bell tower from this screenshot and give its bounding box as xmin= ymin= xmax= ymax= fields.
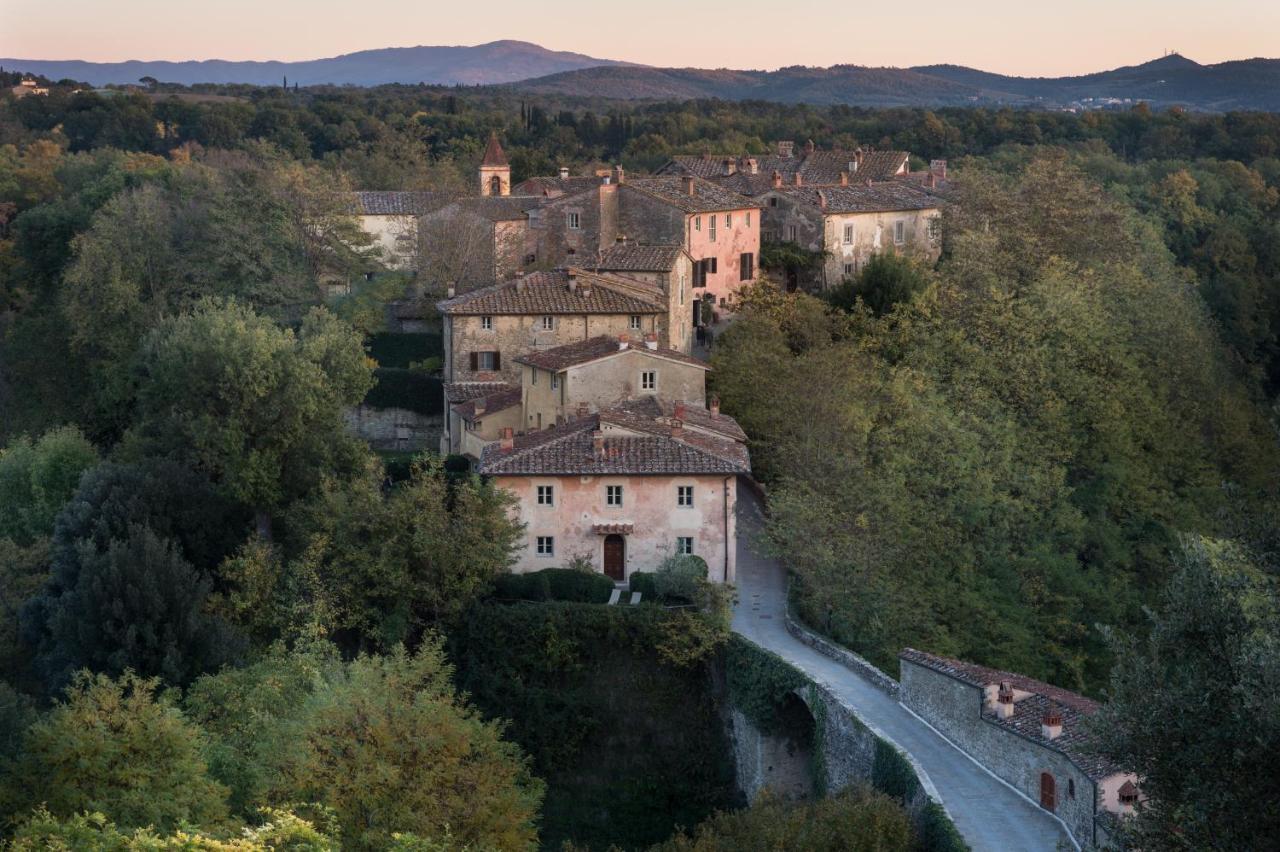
xmin=479 ymin=132 xmax=510 ymax=197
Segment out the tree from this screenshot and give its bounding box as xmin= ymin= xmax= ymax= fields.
xmin=128 ymin=300 xmax=374 ymax=537
xmin=1090 ymin=537 xmax=1280 ymax=850
xmin=0 ymin=425 xmax=97 ymax=546
xmin=5 ymin=671 xmax=230 ymax=832
xmin=7 ymin=808 xmax=339 ymax=851
xmin=825 ymin=252 xmax=932 ymax=316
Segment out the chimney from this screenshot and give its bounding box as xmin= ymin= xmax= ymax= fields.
xmin=709 ymin=395 xmax=720 ymax=418
xmin=473 ymin=397 xmax=487 ymax=416
xmin=771 ymin=170 xmax=783 ymax=189
xmin=515 ymin=273 xmax=526 ymax=293
xmin=793 ymin=173 xmax=803 ymax=187
xmin=722 ymin=158 xmax=737 ymax=176
xmin=817 ymin=190 xmax=827 ymax=211
xmin=745 ymin=157 xmax=758 ymax=175
xmin=559 ymin=166 xmax=569 ymax=180
xmin=612 ymin=164 xmax=626 ymax=185
xmin=500 ymin=427 xmax=514 ymax=452
xmin=577 ymin=401 xmax=590 ymax=420
xmin=776 ymin=140 xmax=794 ymax=158
xmin=926 ymin=173 xmax=936 ymax=189
xmin=566 ymin=269 xmax=578 ymax=293
xmin=673 ymin=401 xmax=687 ymax=420
xmin=616 ymin=234 xmax=628 ymax=245
xmin=804 ymin=139 xmax=816 ymax=155
xmin=681 ymin=175 xmax=696 ymax=196
xmin=839 ymin=171 xmax=849 ymax=187
xmin=592 ymin=429 xmax=605 ymax=458
xmin=618 ymin=334 xmax=630 ymax=350
xmin=446 ymin=283 xmax=456 ymax=298
xmin=1041 ymin=710 xmax=1063 ymax=741
xmin=930 ymin=159 xmax=948 ymax=180
xmin=995 ymin=682 xmax=1015 ymax=720
xmin=644 ymin=332 xmax=658 ymax=350
xmin=670 ymin=418 xmax=684 ymax=439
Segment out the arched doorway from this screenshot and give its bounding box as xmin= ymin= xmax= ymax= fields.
xmin=603 ymin=534 xmax=625 ymax=581
xmin=1040 ymin=772 xmax=1056 ymax=811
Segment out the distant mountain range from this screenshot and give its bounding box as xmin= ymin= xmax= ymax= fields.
xmin=0 ymin=40 xmax=633 ymax=87
xmin=514 ymin=54 xmax=1280 ymax=111
xmin=4 ymin=43 xmax=1278 ymax=111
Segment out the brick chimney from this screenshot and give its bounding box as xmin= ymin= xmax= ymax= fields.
xmin=804 ymin=139 xmax=816 ymax=155
xmin=592 ymin=429 xmax=605 ymax=458
xmin=776 ymin=140 xmax=794 ymax=158
xmin=771 ymin=170 xmax=783 ymax=189
xmin=473 ymin=397 xmax=487 ymax=416
xmin=1041 ymin=710 xmax=1063 ymax=740
xmin=669 ymin=418 xmax=684 ymax=439
xmin=681 ymin=175 xmax=696 ymax=196
xmin=722 ymin=158 xmax=736 ymax=176
xmin=839 ymin=171 xmax=849 ymax=186
xmin=566 ymin=269 xmax=577 ymax=293
xmin=559 ymin=166 xmax=569 ymax=179
xmin=745 ymin=157 xmax=758 ymax=175
xmin=817 ymin=189 xmax=827 ymax=211
xmin=500 ymin=427 xmax=514 ymax=452
xmin=612 ymin=164 xmax=625 ymax=185
xmin=643 ymin=332 xmax=658 ymax=350
xmin=793 ymin=173 xmax=803 ymax=187
xmin=995 ymin=682 xmax=1015 ymax=720
xmin=577 ymin=401 xmax=590 ymax=420
xmin=709 ymin=395 xmax=720 ymax=418
xmin=930 ymin=159 xmax=947 ymax=180
xmin=673 ymin=401 xmax=687 ymax=420
xmin=618 ymin=334 xmax=630 ymax=350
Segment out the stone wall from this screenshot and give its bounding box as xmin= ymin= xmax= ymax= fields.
xmin=900 ymin=658 xmax=1098 ymax=848
xmin=726 ymin=705 xmax=815 ymax=802
xmin=783 ymin=608 xmax=901 ymax=698
xmin=344 ymin=405 xmax=441 ymax=452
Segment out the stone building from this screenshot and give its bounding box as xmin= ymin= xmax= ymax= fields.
xmin=513 ymin=169 xmax=622 ymax=269
xmin=759 ymin=181 xmax=943 ymax=289
xmin=478 ymin=132 xmax=511 ymax=197
xmin=596 ymin=242 xmax=696 ymax=354
xmin=350 ymin=190 xmax=447 ymax=269
xmin=444 ymin=383 xmax=523 ymax=460
xmin=899 ymin=649 xmax=1139 ymax=850
xmin=657 ymin=141 xmax=912 ymax=196
xmin=477 ymin=401 xmax=749 ymax=582
xmin=619 ymin=175 xmax=760 ymax=317
xmin=517 ymin=334 xmax=710 ymax=431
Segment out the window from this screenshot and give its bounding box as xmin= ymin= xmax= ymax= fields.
xmin=531 ymin=368 xmax=538 ymax=385
xmin=785 ymin=224 xmax=798 ymax=241
xmin=677 ymin=485 xmax=694 ymax=507
xmin=927 ymin=216 xmax=941 ymax=242
xmin=725 ymin=213 xmax=732 ymax=228
xmin=679 ymin=274 xmax=686 ymax=306
xmin=566 ymin=211 xmax=581 ymax=230
xmin=894 ymin=220 xmax=905 ymax=245
xmin=769 ymin=197 xmax=778 ymax=208
xmin=676 ymin=537 xmax=694 ymax=555
xmin=739 ymin=252 xmax=754 ymax=281
xmin=641 ymin=371 xmax=656 ymax=391
xmin=694 ymin=215 xmax=701 ymax=231
xmin=844 ymin=263 xmax=854 ymax=277
xmin=606 ymin=485 xmax=623 ymax=507
xmin=536 ymin=536 xmax=555 ymax=557
xmin=629 ymin=315 xmax=642 ymax=330
xmin=524 ymin=253 xmax=537 ymax=264
xmin=844 ymin=224 xmax=854 ymax=244
xmin=541 ymin=315 xmax=555 ymax=330
xmin=472 ymin=351 xmax=499 ymax=371
xmin=480 ymin=315 xmax=493 ymax=330
xmin=550 ymin=373 xmax=559 ymax=390
xmin=1067 ymin=778 xmax=1075 ymax=800
xmin=537 ymin=485 xmax=554 ymax=506
xmin=746 ymin=211 xmax=751 ymax=226
xmin=709 ymin=216 xmax=717 ymax=242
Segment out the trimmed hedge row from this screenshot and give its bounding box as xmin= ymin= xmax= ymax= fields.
xmin=362 ymin=368 xmax=443 ymax=415
xmin=367 ymin=331 xmax=442 ymax=368
xmin=491 ymin=568 xmax=616 ymax=604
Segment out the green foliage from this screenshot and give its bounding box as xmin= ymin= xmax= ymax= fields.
xmin=367 ymin=332 xmax=444 ymax=369
xmin=871 ymin=740 xmax=920 ymax=803
xmin=490 ymin=568 xmax=616 ymax=604
xmin=825 ymin=252 xmax=932 ymax=316
xmin=128 ymin=300 xmax=374 ymax=526
xmin=652 ymin=553 xmax=711 ymax=603
xmin=652 ymin=787 xmax=914 ymax=852
xmin=723 ymin=636 xmax=810 ymax=736
xmin=5 ymin=671 xmax=230 ymax=833
xmin=1090 ymin=537 xmax=1280 ymax=850
xmin=915 ymin=802 xmax=969 ymax=852
xmin=0 ymin=426 xmax=97 ymax=546
xmin=759 ymin=240 xmax=828 ymax=278
xmin=364 ymin=368 xmax=445 ymax=415
xmin=7 ymin=807 xmax=339 ymax=850
xmin=448 ymin=602 xmax=735 ymax=850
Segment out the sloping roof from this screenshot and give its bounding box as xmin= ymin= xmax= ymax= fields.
xmin=478 ymin=411 xmax=750 ymax=476
xmin=436 ymin=269 xmax=665 ymax=316
xmin=769 ymin=183 xmax=941 ymax=214
xmin=447 ymin=195 xmax=544 ymax=222
xmin=660 ymin=149 xmax=910 ymax=195
xmin=623 ymin=176 xmax=758 ymax=214
xmin=481 ymin=133 xmax=509 ymax=167
xmin=803 ymin=149 xmax=909 ymax=184
xmin=900 ymin=648 xmax=1120 ymax=781
xmin=512 ymin=175 xmax=602 ymax=197
xmin=452 ymin=385 xmax=522 ymax=421
xmin=596 ymin=244 xmax=688 ymax=272
xmin=606 ymin=396 xmax=748 ymax=443
xmin=514 ymin=335 xmax=709 ymax=372
xmin=445 ymin=382 xmax=516 ymax=404
xmin=351 ymin=191 xmax=447 ymax=216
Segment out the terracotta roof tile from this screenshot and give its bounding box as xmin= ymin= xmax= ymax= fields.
xmin=606 ymin=396 xmax=748 ymax=443
xmin=769 ymin=182 xmax=940 ymax=214
xmin=437 ymin=269 xmax=665 ymax=316
xmin=444 ymin=382 xmax=516 ymax=404
xmin=661 ymin=149 xmax=910 ymax=196
xmin=451 ymin=385 xmax=522 ymax=420
xmin=514 ymin=335 xmax=709 ymax=372
xmin=624 ymin=176 xmax=758 ymax=214
xmin=481 ymin=133 xmax=509 ymax=167
xmin=351 ymin=191 xmax=449 ymax=216
xmin=511 ymin=175 xmax=602 ymax=197
xmin=449 ymin=195 xmax=544 ymax=222
xmin=596 ymin=244 xmax=688 ymax=272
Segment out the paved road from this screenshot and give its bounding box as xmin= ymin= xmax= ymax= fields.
xmin=730 ymin=483 xmax=1070 ymax=852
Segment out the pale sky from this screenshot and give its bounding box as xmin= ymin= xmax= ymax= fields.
xmin=2 ymin=0 xmax=1276 ymax=77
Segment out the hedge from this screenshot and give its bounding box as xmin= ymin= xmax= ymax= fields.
xmin=367 ymin=331 xmax=442 ymax=368
xmin=362 ymin=368 xmax=443 ymax=415
xmin=491 ymin=568 xmax=616 ymax=604
xmin=724 ymin=635 xmax=811 ymax=736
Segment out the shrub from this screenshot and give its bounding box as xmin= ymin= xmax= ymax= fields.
xmin=654 ymin=553 xmax=709 ymax=603
xmin=367 ymin=332 xmax=443 ymax=369
xmin=629 ymin=571 xmax=657 ymax=600
xmin=363 ymin=368 xmax=443 ymax=415
xmin=491 ymin=568 xmax=616 ymax=603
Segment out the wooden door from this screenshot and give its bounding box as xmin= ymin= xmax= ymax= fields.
xmin=603 ymin=535 xmax=625 ymax=581
xmin=1040 ymin=772 xmax=1056 ymax=811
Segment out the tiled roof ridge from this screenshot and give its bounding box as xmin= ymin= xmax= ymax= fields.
xmin=513 ymin=335 xmax=707 ymax=372
xmin=900 ymin=648 xmax=1100 ymax=713
xmin=435 ymin=269 xmax=666 ymax=315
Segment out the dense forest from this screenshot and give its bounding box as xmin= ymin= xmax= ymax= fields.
xmin=1 ymin=77 xmax=1278 ymax=849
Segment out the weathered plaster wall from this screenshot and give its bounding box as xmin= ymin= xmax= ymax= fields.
xmin=344 ymin=405 xmax=441 ymax=451
xmin=357 ymin=214 xmax=417 ymax=269
xmin=820 ymin=209 xmax=940 ymax=287
xmin=727 ymin=705 xmax=815 ymax=802
xmin=899 ymin=659 xmax=1097 ymax=848
xmin=684 ymin=207 xmax=761 ymax=308
xmin=521 ymin=349 xmax=707 ymax=429
xmin=495 ymin=473 xmax=737 ymax=581
xmin=457 ymin=405 xmax=522 ymax=459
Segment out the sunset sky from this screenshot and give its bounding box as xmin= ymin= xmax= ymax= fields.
xmin=2 ymin=0 xmax=1276 ymax=76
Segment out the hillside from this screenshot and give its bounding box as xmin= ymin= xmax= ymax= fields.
xmin=0 ymin=40 xmax=634 ymax=87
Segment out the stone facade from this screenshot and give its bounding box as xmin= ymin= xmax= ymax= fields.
xmin=899 ymin=657 xmax=1102 ymax=848
xmin=727 ymin=705 xmax=815 ymax=802
xmin=343 ymin=405 xmax=441 ymax=452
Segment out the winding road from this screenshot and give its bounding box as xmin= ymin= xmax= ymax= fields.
xmin=730 ymin=483 xmax=1070 ymax=852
